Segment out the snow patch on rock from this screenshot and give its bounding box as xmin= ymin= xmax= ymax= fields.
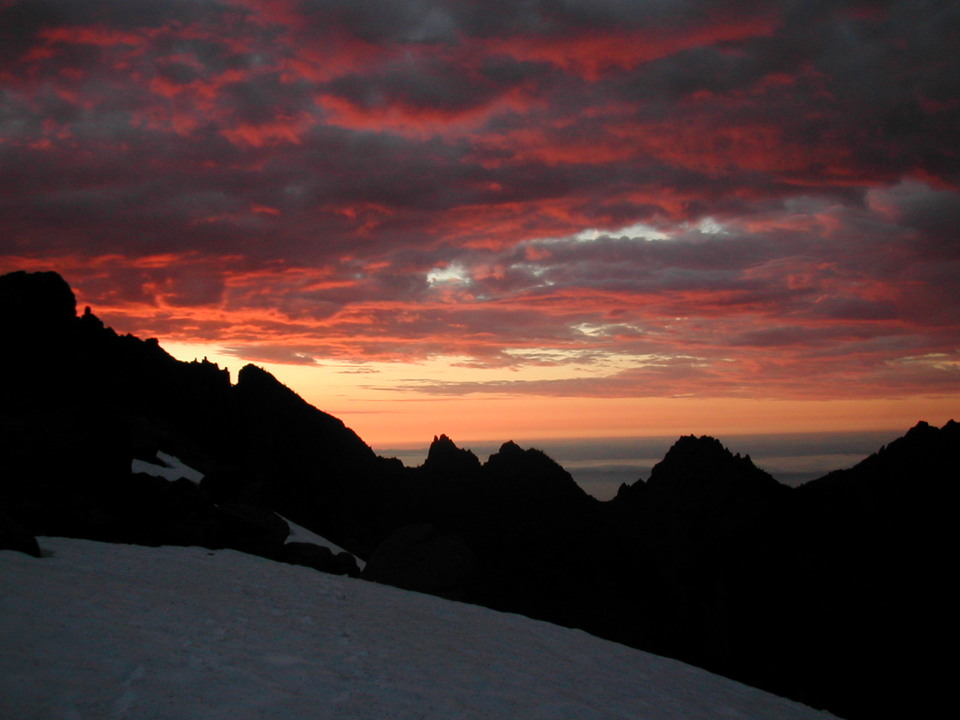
xmin=131 ymin=451 xmax=204 ymax=484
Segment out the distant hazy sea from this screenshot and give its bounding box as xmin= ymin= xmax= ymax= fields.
xmin=374 ymin=430 xmax=902 ymax=501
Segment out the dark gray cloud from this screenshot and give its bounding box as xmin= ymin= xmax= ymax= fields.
xmin=1 ymin=0 xmax=957 ymax=401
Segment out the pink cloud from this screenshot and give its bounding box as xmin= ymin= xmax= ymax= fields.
xmin=1 ymin=0 xmax=958 ymax=405
xmin=487 ymin=15 xmax=780 ymax=80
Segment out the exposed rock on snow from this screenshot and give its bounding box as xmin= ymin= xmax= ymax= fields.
xmin=281 ymin=515 xmax=365 ymax=570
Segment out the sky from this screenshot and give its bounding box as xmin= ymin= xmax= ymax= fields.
xmin=1 ymin=0 xmax=958 ymax=447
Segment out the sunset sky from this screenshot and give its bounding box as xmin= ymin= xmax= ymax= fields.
xmin=2 ymin=0 xmax=958 ymax=448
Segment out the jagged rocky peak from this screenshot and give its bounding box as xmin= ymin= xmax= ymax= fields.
xmin=188 ymin=355 xmax=231 ymax=382
xmin=236 ymin=363 xmax=323 ymax=411
xmin=903 ymin=419 xmax=935 ymax=439
xmin=496 ymin=440 xmax=523 ymax=456
xmin=483 ymin=440 xmax=589 ymax=503
xmin=872 ymin=419 xmax=957 ymax=461
xmin=237 ymin=364 xmax=326 ymax=415
xmin=650 ymin=434 xmax=763 ymax=480
xmin=237 ymin=362 xmax=281 ymax=388
xmin=486 ymin=440 xmax=537 ymax=468
xmin=79 ymin=304 xmax=105 ymax=330
xmin=237 ymin=363 xmax=339 ymax=421
xmin=234 ymin=362 xmax=375 ymax=464
xmin=615 ymin=434 xmax=752 ymax=503
xmin=0 ymin=269 xmax=77 ymax=330
xmin=641 ymin=433 xmax=783 ymax=511
xmin=424 ymin=434 xmax=481 ymax=477
xmin=825 ymin=418 xmax=959 ymax=488
xmin=901 ymin=418 xmax=957 ymax=444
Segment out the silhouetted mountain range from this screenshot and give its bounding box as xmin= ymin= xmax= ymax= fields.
xmin=1 ymin=270 xmax=955 ymax=720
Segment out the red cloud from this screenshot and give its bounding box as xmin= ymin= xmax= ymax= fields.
xmin=221 ymin=114 xmax=314 ymax=147
xmin=38 ymin=25 xmax=147 ymax=49
xmin=1 ymin=0 xmax=958 ymax=410
xmin=488 ymin=16 xmax=779 ymax=80
xmin=315 ymin=85 xmax=536 ymax=139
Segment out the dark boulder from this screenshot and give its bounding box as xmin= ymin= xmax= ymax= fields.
xmin=282 ymin=541 xmax=360 ymax=577
xmin=214 ymin=503 xmax=290 ymax=559
xmin=362 ymin=523 xmax=480 ymax=600
xmin=0 ymin=509 xmax=41 ymax=558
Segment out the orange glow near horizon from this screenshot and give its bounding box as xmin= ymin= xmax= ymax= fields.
xmin=2 ymin=1 xmax=958 ymax=450
xmin=160 ymin=341 xmax=958 ymax=450
xmin=337 ymin=394 xmax=960 ymax=450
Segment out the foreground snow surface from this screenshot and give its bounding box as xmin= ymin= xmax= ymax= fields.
xmin=1 ymin=539 xmax=835 ymax=720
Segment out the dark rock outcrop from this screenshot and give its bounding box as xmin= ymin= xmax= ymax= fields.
xmin=214 ymin=503 xmax=290 ymax=559
xmin=0 ymin=269 xmax=76 ymax=333
xmin=362 ymin=524 xmax=480 ymax=600
xmin=644 ymin=434 xmax=785 ymax=509
xmin=423 ymin=434 xmax=481 ymax=479
xmin=282 ymin=542 xmax=360 ymax=577
xmin=0 ymin=269 xmax=383 ymax=562
xmin=482 ymin=440 xmax=592 ymax=511
xmin=0 ymin=509 xmax=41 ymax=558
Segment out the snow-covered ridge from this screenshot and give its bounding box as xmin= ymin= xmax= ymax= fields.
xmin=1 ymin=538 xmax=835 ymax=720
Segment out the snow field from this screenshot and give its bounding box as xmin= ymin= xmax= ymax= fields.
xmin=0 ymin=538 xmax=836 ymax=720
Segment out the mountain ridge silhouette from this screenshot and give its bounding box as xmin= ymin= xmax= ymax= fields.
xmin=1 ymin=269 xmax=954 ymax=720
